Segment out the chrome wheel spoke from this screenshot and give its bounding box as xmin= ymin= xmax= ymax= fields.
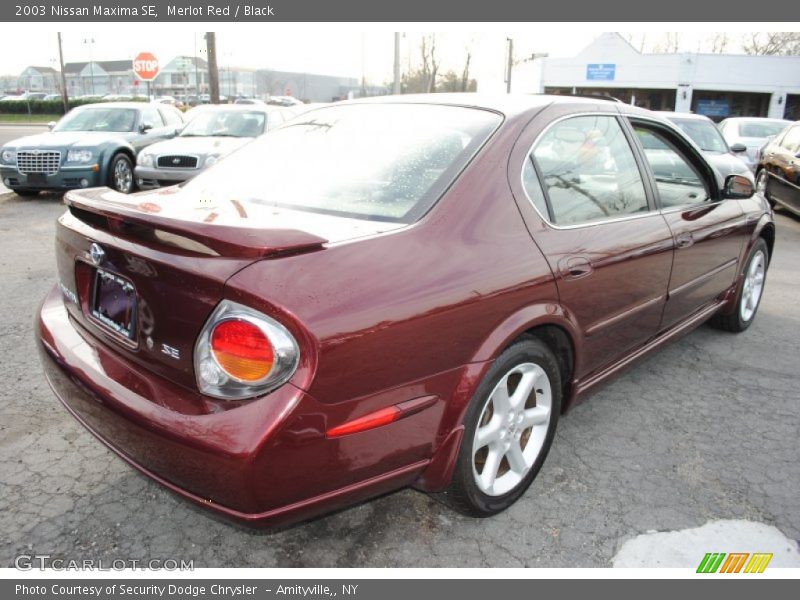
xmin=479 ymin=445 xmax=503 ymax=492
xmin=509 ymin=368 xmax=538 ymax=410
xmin=506 ymin=440 xmax=528 ymax=474
xmin=475 ymin=420 xmax=501 ymax=449
xmin=521 ymin=405 xmax=550 ymax=428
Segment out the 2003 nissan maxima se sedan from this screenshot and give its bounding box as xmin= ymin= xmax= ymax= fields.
xmin=37 ymin=95 xmax=774 ymax=527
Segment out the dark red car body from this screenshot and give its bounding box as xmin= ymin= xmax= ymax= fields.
xmin=37 ymin=95 xmax=775 ymax=527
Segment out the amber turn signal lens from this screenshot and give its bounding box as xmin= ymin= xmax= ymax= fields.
xmin=210 ymin=319 xmax=274 ymax=382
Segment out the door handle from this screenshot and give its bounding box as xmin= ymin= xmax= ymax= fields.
xmin=675 ymin=231 xmax=694 ymax=249
xmin=559 ymin=256 xmax=593 ymax=280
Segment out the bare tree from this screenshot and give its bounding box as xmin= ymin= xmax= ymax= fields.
xmin=460 ymin=44 xmax=472 ymax=92
xmin=709 ymin=33 xmax=730 ymax=53
xmin=652 ymin=32 xmax=682 ymax=53
xmin=420 ymin=34 xmax=440 ymax=93
xmin=743 ymin=32 xmax=800 ymax=55
xmin=621 ymin=32 xmax=648 ymax=53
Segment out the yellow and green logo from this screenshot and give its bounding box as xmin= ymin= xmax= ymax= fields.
xmin=697 ymin=552 xmax=773 ymax=573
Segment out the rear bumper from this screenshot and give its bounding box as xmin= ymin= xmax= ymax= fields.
xmin=1 ymin=165 xmax=101 ymax=191
xmin=37 ymin=284 xmax=435 ymax=528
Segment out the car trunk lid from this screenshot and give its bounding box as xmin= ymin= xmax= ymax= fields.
xmin=56 ymin=187 xmax=329 ymax=391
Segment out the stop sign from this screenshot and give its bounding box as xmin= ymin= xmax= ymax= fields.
xmin=132 ymin=52 xmax=159 ymax=81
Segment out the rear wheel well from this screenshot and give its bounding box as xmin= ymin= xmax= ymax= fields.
xmin=518 ymin=324 xmax=574 ymax=410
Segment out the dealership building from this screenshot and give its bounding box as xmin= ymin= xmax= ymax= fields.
xmin=511 ymin=33 xmax=800 ymax=121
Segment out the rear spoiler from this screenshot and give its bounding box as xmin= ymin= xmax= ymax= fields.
xmin=64 ymin=188 xmax=327 ymax=259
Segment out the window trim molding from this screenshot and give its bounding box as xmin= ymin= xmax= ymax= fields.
xmin=519 ymin=111 xmax=659 ymax=231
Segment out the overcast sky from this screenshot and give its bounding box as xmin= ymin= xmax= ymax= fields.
xmin=0 ymin=27 xmax=771 ymax=83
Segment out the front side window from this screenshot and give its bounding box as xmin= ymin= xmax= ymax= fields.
xmin=182 ymin=104 xmax=501 ymax=223
xmin=160 ymin=106 xmax=184 ymax=127
xmin=140 ymin=106 xmax=164 ymax=129
xmin=634 ymin=126 xmax=709 ymax=209
xmin=527 ymin=115 xmax=648 ymax=226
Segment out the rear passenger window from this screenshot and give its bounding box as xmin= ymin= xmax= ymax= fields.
xmin=634 ymin=126 xmax=709 ymax=209
xmin=527 ymin=115 xmax=648 ymax=226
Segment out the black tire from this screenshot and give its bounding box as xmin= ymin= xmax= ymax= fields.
xmin=755 ymin=168 xmax=774 ymax=207
xmin=14 ymin=189 xmax=39 ymax=197
xmin=108 ymin=152 xmax=135 ymax=194
xmin=709 ymin=238 xmax=769 ymax=333
xmin=440 ymin=336 xmax=561 ymax=517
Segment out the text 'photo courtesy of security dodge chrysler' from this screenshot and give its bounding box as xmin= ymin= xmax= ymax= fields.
xmin=36 ymin=95 xmax=775 ymax=528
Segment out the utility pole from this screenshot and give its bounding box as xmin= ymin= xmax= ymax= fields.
xmin=83 ymin=37 xmax=95 ymax=95
xmin=206 ymin=32 xmax=220 ymax=104
xmin=57 ymin=32 xmax=69 ymax=114
xmin=393 ymin=32 xmax=401 ymax=95
xmin=505 ymin=38 xmax=513 ymax=94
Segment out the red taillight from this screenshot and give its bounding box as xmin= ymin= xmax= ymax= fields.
xmin=210 ymin=319 xmax=274 ymax=382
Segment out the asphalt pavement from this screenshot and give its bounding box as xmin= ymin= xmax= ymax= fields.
xmin=0 ymin=164 xmax=798 ymax=568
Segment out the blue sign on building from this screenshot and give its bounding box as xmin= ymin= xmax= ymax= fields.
xmin=695 ymin=99 xmax=730 ymax=118
xmin=586 ymin=64 xmax=616 ymax=81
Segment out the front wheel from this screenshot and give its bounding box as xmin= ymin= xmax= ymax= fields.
xmin=710 ymin=238 xmax=769 ymax=333
xmin=109 ymin=153 xmax=134 ymax=194
xmin=441 ymin=336 xmax=561 ymax=517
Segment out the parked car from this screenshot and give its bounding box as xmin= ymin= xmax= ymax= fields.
xmin=756 ymin=120 xmax=800 ymax=216
xmin=660 ymin=112 xmax=752 ymax=180
xmin=267 ymin=95 xmax=303 ymax=107
xmin=719 ymin=117 xmax=792 ymax=172
xmin=233 ymin=98 xmax=267 ymax=105
xmin=135 ymin=105 xmax=289 ymax=189
xmin=43 ymin=94 xmax=62 ymax=102
xmin=37 ymin=95 xmax=773 ymax=528
xmin=0 ymin=102 xmax=184 ymax=195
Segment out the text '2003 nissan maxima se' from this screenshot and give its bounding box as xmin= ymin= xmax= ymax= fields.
xmin=37 ymin=95 xmax=774 ymax=527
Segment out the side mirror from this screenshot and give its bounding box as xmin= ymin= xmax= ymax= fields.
xmin=139 ymin=122 xmax=153 ymax=134
xmin=723 ymin=174 xmax=754 ymax=199
xmin=729 ymin=142 xmax=747 ymax=153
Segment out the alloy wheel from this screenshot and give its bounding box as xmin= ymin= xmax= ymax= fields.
xmin=114 ymin=159 xmax=133 ymax=193
xmin=740 ymin=249 xmax=766 ymax=322
xmin=472 ymin=362 xmax=552 ymax=497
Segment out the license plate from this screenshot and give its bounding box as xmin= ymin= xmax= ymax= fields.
xmin=27 ymin=173 xmax=47 ymax=185
xmin=91 ymin=268 xmax=137 ymax=340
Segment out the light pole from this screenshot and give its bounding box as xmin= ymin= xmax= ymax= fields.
xmin=56 ymin=33 xmax=69 ymax=113
xmin=82 ymin=36 xmax=95 ymax=95
xmin=393 ymin=32 xmax=401 ymax=95
xmin=505 ymin=38 xmax=513 ymax=93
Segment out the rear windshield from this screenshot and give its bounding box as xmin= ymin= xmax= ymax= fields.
xmin=670 ymin=118 xmax=728 ymax=153
xmin=739 ymin=120 xmax=790 ymax=138
xmin=181 ymin=110 xmax=266 ymax=137
xmin=182 ymin=103 xmax=501 ymax=223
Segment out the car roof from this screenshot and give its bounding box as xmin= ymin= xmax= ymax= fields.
xmin=720 ymin=116 xmax=792 ymax=124
xmin=347 ymin=93 xmax=627 ymax=118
